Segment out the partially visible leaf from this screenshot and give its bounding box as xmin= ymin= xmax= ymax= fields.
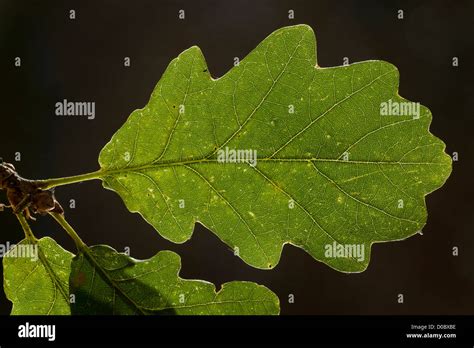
xmin=70 ymin=246 xmax=279 ymax=315
xmin=98 ymin=24 xmax=452 ymax=271
xmin=3 ymin=237 xmax=73 ymax=315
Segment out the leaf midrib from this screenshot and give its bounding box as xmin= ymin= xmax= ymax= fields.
xmin=102 ymin=156 xmax=445 ymax=178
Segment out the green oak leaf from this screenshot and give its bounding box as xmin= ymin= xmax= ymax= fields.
xmin=70 ymin=246 xmax=279 ymax=314
xmin=3 ymin=237 xmax=73 ymax=315
xmin=98 ymin=24 xmax=452 ymax=271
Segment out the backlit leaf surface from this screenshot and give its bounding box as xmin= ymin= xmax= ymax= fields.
xmin=98 ymin=25 xmax=452 ymax=271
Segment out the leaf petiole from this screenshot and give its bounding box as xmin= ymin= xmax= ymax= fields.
xmin=49 ymin=212 xmax=87 ymax=251
xmin=15 ymin=213 xmax=38 ymax=243
xmin=38 ymin=169 xmax=103 ymax=190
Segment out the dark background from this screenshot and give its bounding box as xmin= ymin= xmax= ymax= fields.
xmin=0 ymin=0 xmax=472 ymax=315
